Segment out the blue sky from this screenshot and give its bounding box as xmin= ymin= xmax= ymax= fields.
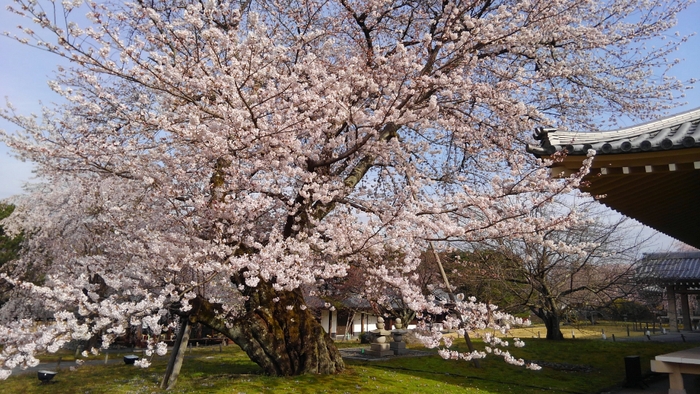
xmin=0 ymin=2 xmax=698 ymax=249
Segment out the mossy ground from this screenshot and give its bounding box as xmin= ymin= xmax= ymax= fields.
xmin=2 ymin=322 xmax=691 ymax=394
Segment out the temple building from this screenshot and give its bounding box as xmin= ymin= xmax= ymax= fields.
xmin=636 ymin=252 xmax=700 ymax=332
xmin=527 ymin=108 xmax=700 ymax=331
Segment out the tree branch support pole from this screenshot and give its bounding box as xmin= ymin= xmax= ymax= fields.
xmin=161 ymin=316 xmax=191 ymax=390
xmin=430 ymin=243 xmax=479 ymax=367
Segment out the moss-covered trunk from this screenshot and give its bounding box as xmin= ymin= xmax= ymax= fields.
xmin=190 ymin=280 xmax=344 ymax=375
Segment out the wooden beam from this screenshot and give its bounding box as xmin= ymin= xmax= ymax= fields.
xmin=559 ymin=147 xmax=700 ymax=169
xmin=651 ymin=359 xmax=700 ymax=374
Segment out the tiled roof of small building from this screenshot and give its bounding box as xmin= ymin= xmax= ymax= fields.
xmin=527 ymin=108 xmax=700 ymax=156
xmin=637 ymin=252 xmax=700 ymax=285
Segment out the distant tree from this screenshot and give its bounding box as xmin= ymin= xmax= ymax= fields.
xmin=606 ymin=299 xmax=656 ymax=322
xmin=429 ymin=250 xmax=526 ymax=315
xmin=0 ymin=204 xmax=22 ymax=267
xmin=0 ymin=204 xmax=23 ymax=305
xmin=463 ymin=202 xmax=649 ymax=340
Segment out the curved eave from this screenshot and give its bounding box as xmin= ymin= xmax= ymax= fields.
xmin=528 ymin=107 xmax=700 ymax=156
xmin=552 ymin=147 xmax=700 ymax=249
xmin=527 ymin=110 xmax=700 ymax=249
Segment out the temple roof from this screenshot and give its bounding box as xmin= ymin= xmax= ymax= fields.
xmin=637 ymin=252 xmax=700 ymax=286
xmin=526 ymin=109 xmax=700 ymax=249
xmin=527 ymin=108 xmax=700 ymax=156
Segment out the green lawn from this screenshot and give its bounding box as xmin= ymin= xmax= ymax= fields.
xmin=2 ymin=326 xmax=694 ymax=394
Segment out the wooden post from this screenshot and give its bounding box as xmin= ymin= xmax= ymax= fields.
xmin=680 ymin=289 xmax=692 ymax=331
xmin=668 ymin=286 xmax=679 ymax=332
xmin=161 ymin=317 xmax=192 ymax=390
xmin=328 ymin=309 xmax=333 ymax=337
xmin=431 ymin=243 xmax=479 ymax=368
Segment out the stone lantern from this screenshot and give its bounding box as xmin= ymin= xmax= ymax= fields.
xmin=366 ymin=317 xmax=393 ymax=357
xmin=390 ymin=318 xmax=409 ymax=355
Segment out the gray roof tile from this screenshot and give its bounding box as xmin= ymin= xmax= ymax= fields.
xmin=527 ymin=108 xmax=700 ymax=156
xmin=637 ymin=252 xmax=700 ymax=285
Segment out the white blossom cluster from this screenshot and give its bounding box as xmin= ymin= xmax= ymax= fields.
xmin=414 ymin=295 xmax=540 ymax=370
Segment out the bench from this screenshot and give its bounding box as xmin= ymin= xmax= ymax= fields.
xmin=650 ymin=347 xmax=700 ymax=394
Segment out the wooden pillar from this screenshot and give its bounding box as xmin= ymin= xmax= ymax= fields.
xmin=668 ymin=286 xmax=679 ymax=332
xmin=331 ymin=309 xmax=336 ymax=337
xmin=328 ymin=309 xmax=333 ymax=337
xmin=680 ymin=286 xmax=692 ymax=331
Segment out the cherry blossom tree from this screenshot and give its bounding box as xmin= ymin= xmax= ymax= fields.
xmin=0 ymin=0 xmax=690 ymax=382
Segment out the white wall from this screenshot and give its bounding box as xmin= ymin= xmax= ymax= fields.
xmin=320 ymin=310 xmax=337 ymax=335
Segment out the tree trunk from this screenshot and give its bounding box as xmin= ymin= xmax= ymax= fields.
xmin=533 ymin=308 xmax=564 ymax=340
xmin=190 ymin=280 xmax=344 ymax=376
xmin=344 ymin=310 xmax=356 ymax=340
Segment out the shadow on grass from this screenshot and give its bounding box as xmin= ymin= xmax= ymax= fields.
xmin=4 ymin=340 xmax=700 ymax=394
xmin=339 ymin=338 xmax=700 ymax=394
